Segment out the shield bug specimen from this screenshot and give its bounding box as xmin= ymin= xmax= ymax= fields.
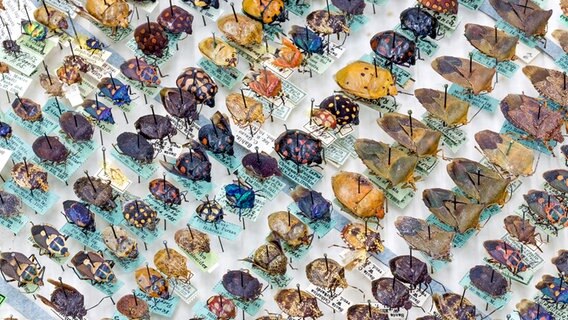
xmin=157 ymin=5 xmax=193 ymax=35
xmin=246 ymin=69 xmax=283 ymax=99
xmin=524 ymin=190 xmax=568 ymax=227
xmin=242 ymin=241 xmax=288 ymax=275
xmin=56 ymin=64 xmax=82 ymax=85
xmin=175 ymin=227 xmax=211 ymax=254
xmin=275 ymin=288 xmax=323 ymax=318
xmin=484 ymin=239 xmax=529 ymax=274
xmin=489 ymin=0 xmax=551 ymax=38
xmin=335 ymin=60 xmax=397 ymax=100
xmin=523 ymin=65 xmax=568 ymax=108
xmin=347 ymin=304 xmax=388 ymax=319
xmin=332 ymin=171 xmax=385 ymax=220
xmin=372 ymin=277 xmax=413 ymax=310
xmin=3 ymin=38 xmax=21 ymax=57
xmin=474 ymin=130 xmax=535 ymax=177
xmin=222 ymin=270 xmax=263 ymax=301
xmin=272 ymin=37 xmax=304 ymax=69
xmin=32 ymin=135 xmax=70 ymax=164
xmin=135 ymin=266 xmax=170 ymax=299
xmin=114 ymin=132 xmax=155 ymax=164
xmin=307 ymin=10 xmax=349 ymax=35
xmin=536 ymin=274 xmax=568 ymax=303
xmin=311 ymin=109 xmax=337 ymax=132
xmin=504 ymin=215 xmax=541 ymax=248
xmin=423 ymin=188 xmax=485 ymax=233
xmin=62 ymin=200 xmax=96 ymax=232
xmin=355 ymin=139 xmax=418 ymax=189
xmin=39 ymin=74 xmax=64 ymax=96
xmin=117 ymin=294 xmax=150 ymax=320
xmin=218 ymin=13 xmax=263 ymax=46
xmin=207 ymin=295 xmax=237 ymax=319
xmin=389 ymin=255 xmax=432 ymax=289
xmin=21 ymin=19 xmax=47 ymax=43
xmin=415 ymin=88 xmax=469 ymax=127
xmin=176 ymin=67 xmax=218 ymax=108
xmin=552 ymin=250 xmax=568 ymax=275
xmin=431 ymin=56 xmax=495 ymax=94
xmin=0 ymin=191 xmax=22 ymax=218
xmin=500 ymin=93 xmax=564 ymax=150
xmin=84 ymin=0 xmax=130 ymax=34
xmin=318 ymin=93 xmax=360 ymax=127
xmin=11 ymin=161 xmax=49 ymax=192
xmin=242 ymin=150 xmax=282 ymax=179
xmin=135 ymin=113 xmax=177 ymax=141
xmin=371 ymin=31 xmax=419 ymax=67
xmin=267 ymin=211 xmax=313 ymax=248
xmin=161 ymin=140 xmax=212 ymax=182
xmin=81 ymin=99 xmax=115 ymax=124
xmin=243 ymin=0 xmax=286 ymax=25
xmin=543 ymin=169 xmax=568 ymax=194
xmin=226 ymin=92 xmax=265 ymax=128
xmin=196 ymin=196 xmax=225 ymax=223
xmin=134 ymin=21 xmax=169 ymax=58
xmin=0 ymin=121 xmax=11 ymax=140
xmin=101 ymin=225 xmax=139 ymax=259
xmin=289 ymin=25 xmax=325 ymax=55
xmin=73 ymin=176 xmax=116 ymax=211
xmin=31 ymin=224 xmax=69 ymax=258
xmin=464 ymin=23 xmax=518 ymax=62
xmin=70 ymin=251 xmax=116 ymax=284
xmin=225 ymin=179 xmax=259 ymax=213
xmin=433 ymin=293 xmax=476 ymax=320
xmin=378 ymin=112 xmax=442 ymax=157
xmin=274 ymin=129 xmax=324 ymax=167
xmin=160 ymin=87 xmax=199 ymax=121
xmin=12 ymin=97 xmax=42 ymax=121
xmin=120 ymin=58 xmax=161 ymax=87
xmin=98 ymin=77 xmax=132 ymax=107
xmin=516 ymin=299 xmax=554 ymax=320
xmin=149 ymin=178 xmax=185 ymax=206
xmin=122 ymin=199 xmax=159 ymax=231
xmin=337 ymin=222 xmax=384 ymax=269
xmin=0 ymin=252 xmax=45 ymax=290
xmin=400 ymin=7 xmax=441 ymax=40
xmin=199 ymin=111 xmax=235 ymax=156
xmin=418 ymin=0 xmax=458 ymax=14
xmin=291 ymin=185 xmax=332 ymax=221
xmin=37 ymin=278 xmax=87 ymax=319
xmin=198 ymin=37 xmax=238 ymax=68
xmin=553 ymin=29 xmax=568 ymax=54
xmin=447 ymin=158 xmax=511 ymax=206
xmin=306 ymin=257 xmax=348 ymax=293
xmin=395 ymin=216 xmax=454 ymax=261
xmin=59 ymin=111 xmax=94 ymax=142
xmin=154 ymin=247 xmax=192 ymax=282
xmin=469 ymin=265 xmax=509 ymax=297
xmin=182 ymin=0 xmax=219 ymax=9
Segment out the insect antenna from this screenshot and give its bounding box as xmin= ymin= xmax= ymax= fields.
xmin=86 ymin=295 xmax=113 ymax=311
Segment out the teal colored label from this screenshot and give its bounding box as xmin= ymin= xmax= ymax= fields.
xmin=458 ymin=0 xmax=485 ymax=10
xmin=235 ymin=166 xmax=285 ymax=201
xmin=496 ymin=20 xmax=538 ymax=48
xmin=4 ymin=180 xmax=58 ymax=215
xmin=282 ymin=241 xmax=311 ymax=260
xmin=145 ymin=194 xmax=185 ymax=224
xmin=278 ymin=159 xmax=323 ymax=189
xmin=365 ymin=0 xmax=388 ymax=5
xmin=263 ymin=24 xmax=285 ymax=41
xmin=208 ymin=152 xmax=241 ymax=172
xmin=533 ymin=294 xmax=568 ymax=319
xmin=448 ymin=84 xmax=499 ymax=112
xmin=60 ymin=223 xmax=105 ymax=251
xmin=121 ymin=219 xmax=164 ymax=244
xmin=333 ymin=134 xmax=358 ymax=158
xmin=6 ymin=110 xmax=58 ymax=136
xmin=126 ymin=35 xmax=182 ymax=66
xmin=171 ymin=175 xmax=213 ymax=201
xmin=365 ymin=169 xmax=415 ymax=209
xmin=217 ymin=190 xmax=268 ymax=222
xmin=188 ymin=215 xmax=242 ymax=240
xmin=415 ymin=155 xmax=438 ymax=177
xmin=471 ymin=50 xmax=519 ymax=78
xmin=110 ymin=148 xmax=157 ymax=179
xmin=104 ymin=248 xmax=145 ymax=272
xmin=288 ymin=203 xmax=336 ymax=237
xmin=0 ymin=214 xmax=29 ymax=234
xmin=306 ymin=52 xmax=335 ymax=75
xmin=0 ymin=134 xmax=32 ymax=162
xmin=421 ymin=7 xmax=459 ymax=30
xmin=213 ymin=281 xmax=265 ymax=316
xmin=394 ymin=24 xmax=439 ymax=57
xmin=135 ymin=289 xmax=180 ymax=318
xmin=180 ymin=248 xmax=219 ymax=272
xmin=116 ymin=73 xmax=161 ymax=99
xmin=92 ymin=278 xmax=124 ymax=296
xmin=459 ymin=271 xmax=511 ymax=309
xmin=560 ymin=14 xmax=568 ymax=28
xmin=198 ymin=58 xmax=245 ymax=89
xmin=360 ymin=54 xmax=412 ymax=88
xmin=420 ymin=253 xmax=448 ymax=273
xmin=359 ymin=95 xmax=399 ymax=114
xmin=43 ymin=98 xmax=70 ymax=119
xmin=500 ymin=121 xmax=555 ymax=155
xmin=288 ymin=1 xmax=310 ymax=16
xmin=555 ymin=54 xmax=568 ymax=73
xmin=90 ymin=20 xmax=132 ymax=42
xmin=170 ymin=279 xmax=199 ymax=303
xmin=91 ymin=200 xmax=124 ymax=225
xmin=325 ymin=141 xmax=350 ymax=167
xmin=422 ymin=115 xmax=467 ymax=153
xmin=192 ymin=302 xmax=221 ymax=320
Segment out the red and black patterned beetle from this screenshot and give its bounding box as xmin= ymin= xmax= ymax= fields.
xmin=134 ymin=21 xmax=169 ymax=58
xmin=157 ymin=5 xmax=193 ymax=35
xmin=148 ymin=178 xmax=186 ymax=206
xmin=370 ymin=30 xmax=419 ymax=67
xmin=176 ymin=67 xmax=218 ymax=108
xmin=318 ymin=93 xmax=360 ymax=127
xmin=120 ymin=58 xmax=161 ymax=87
xmin=274 ymin=128 xmax=324 ymax=167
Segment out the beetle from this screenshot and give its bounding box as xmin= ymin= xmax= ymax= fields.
xmin=389 ymin=255 xmax=432 ymax=290
xmin=433 ymin=293 xmax=476 ymax=320
xmin=81 ymin=99 xmax=115 ymax=124
xmin=135 ymin=114 xmax=177 ymax=141
xmin=175 ymin=227 xmax=211 ymax=254
xmin=552 ymin=250 xmax=568 ymax=276
xmin=120 ymin=58 xmax=161 ymax=87
xmin=543 ymin=169 xmax=568 ymax=194
xmin=289 ymin=25 xmax=325 ymax=55
xmin=335 ymin=61 xmax=398 ymax=100
xmin=243 ymin=0 xmax=286 ymax=25
xmin=154 ymin=247 xmax=192 ymax=282
xmin=12 ymin=97 xmax=42 ymax=122
xmin=267 ymin=211 xmax=313 ymax=248
xmin=198 ymin=111 xmax=235 ymax=156
xmin=196 ymin=196 xmax=224 ymax=223
xmin=40 ymin=74 xmax=64 ymax=97
xmin=31 ymin=224 xmax=69 ymax=258
xmin=415 ymin=88 xmax=470 ymax=127
xmin=319 ymin=93 xmax=360 ymax=127
xmin=489 ymin=0 xmax=551 ymax=38
xmin=59 ymin=111 xmax=95 ymax=142
xmin=241 ymin=149 xmax=282 ymax=180
xmin=372 ymin=277 xmax=412 ymax=310
xmin=0 ymin=191 xmax=21 ymax=218
xmin=523 ymin=65 xmax=568 ymax=108
xmin=400 ymin=7 xmax=441 ymax=40
xmin=160 ymin=87 xmax=199 ymax=121
xmin=62 ymin=200 xmax=96 ymax=232
xmin=149 ymin=178 xmax=186 ymax=206
xmin=524 ymin=190 xmax=568 ymax=227
xmin=222 ymin=270 xmax=263 ymax=301
xmin=3 ymin=39 xmax=21 ymax=56
xmin=515 ymin=299 xmax=554 ymax=320
xmin=272 ymin=37 xmax=304 ymax=69
xmin=246 ymin=69 xmax=283 ymax=99
xmin=218 ymin=13 xmax=263 ymax=46
xmin=422 ymin=188 xmax=485 ymax=233
xmin=483 ymin=239 xmax=529 ymax=274
xmin=311 ymin=109 xmax=337 ymax=132
xmin=536 ymin=274 xmax=568 ymax=303
xmin=32 ymin=135 xmax=70 ymax=164
xmin=464 ymin=23 xmax=518 ymax=62
xmin=11 ymin=161 xmax=49 ymax=192
xmin=157 ymin=5 xmax=193 ymax=35
xmin=347 ymin=304 xmax=389 ymax=320
xmin=84 ymin=0 xmax=131 ymax=35
xmin=0 ymin=252 xmax=45 ymax=291
xmin=56 ymin=64 xmax=82 ymax=85
xmin=21 ymin=20 xmax=47 ymax=42
xmin=475 ymin=130 xmax=535 ymax=178
xmin=98 ymin=77 xmax=132 ymax=107
xmin=73 ymin=176 xmax=116 ymax=211
xmin=554 ymin=28 xmax=568 ymax=54
xmin=469 ymin=265 xmax=509 ymax=297
xmin=395 ymin=216 xmax=454 ymax=261
xmin=198 ymin=37 xmax=238 ymax=68
xmin=307 ymin=10 xmax=349 ymax=35
xmin=306 ymin=257 xmax=348 ymax=293
xmin=338 ymin=223 xmax=385 ymax=260
xmin=101 ymin=225 xmax=139 ymax=259
xmin=135 ymin=266 xmax=170 ymax=299
xmin=122 ymin=199 xmax=159 ymax=231
xmin=242 ymin=241 xmax=288 ymax=275
xmin=84 ymin=36 xmax=106 ymax=53
xmin=274 ymin=129 xmax=323 ymax=167
xmin=37 ymin=278 xmax=88 ymax=319
xmin=117 ymin=294 xmax=150 ymax=320
xmin=182 ymin=0 xmax=219 ymax=10
xmin=224 ymin=179 xmax=258 ymax=215
xmin=134 ymin=21 xmax=169 ymax=58
xmin=418 ymin=0 xmax=458 ymax=14
xmin=114 ymin=132 xmax=155 ymax=164
xmin=275 ymin=288 xmax=323 ymax=318
xmin=291 ymin=185 xmax=332 ymax=221
xmin=431 ymin=56 xmax=495 ymax=94
xmin=69 ymin=250 xmax=116 ymax=284
xmin=371 ymin=30 xmax=419 ymax=67
xmin=207 ymin=295 xmax=237 ymax=319
xmin=331 ymin=0 xmax=365 ymax=15
xmin=161 ymin=140 xmax=212 ymax=182
xmin=332 ymin=171 xmax=385 ymax=220
xmin=0 ymin=121 xmax=11 ymax=141
xmin=226 ymin=93 xmax=266 ymax=128
xmin=176 ymin=67 xmax=218 ymax=108
xmin=504 ymin=215 xmax=542 ymax=249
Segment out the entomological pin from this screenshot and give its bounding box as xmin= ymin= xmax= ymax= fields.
xmin=117 ymin=294 xmax=150 ymax=320
xmin=134 ymin=19 xmax=168 ymax=58
xmin=12 ymin=97 xmax=42 ymax=122
xmin=464 ymin=23 xmax=518 ymax=62
xmin=414 ymin=88 xmax=470 ymax=127
xmin=160 ymin=140 xmax=212 ymax=182
xmin=433 ymin=293 xmax=476 ymax=320
xmin=11 ymin=161 xmax=49 ymax=192
xmin=31 ymin=224 xmax=69 ymax=258
xmin=394 ymin=216 xmax=455 ymax=261
xmin=422 ymin=188 xmax=485 ymax=233
xmin=377 ymin=112 xmax=442 ymax=157
xmin=332 ymin=171 xmax=385 ymax=220
xmin=160 ymin=87 xmax=198 ymax=121
xmin=354 ymin=139 xmax=418 ymax=189
xmin=523 ymin=65 xmax=568 ymax=108
xmin=0 ymin=251 xmax=45 ymax=290
xmin=101 ymin=225 xmax=139 ymax=259
xmin=289 ymin=25 xmax=325 ymax=55
xmin=134 ymin=113 xmax=177 ymax=141
xmin=447 ymin=158 xmax=511 ymax=206
xmin=73 ymin=175 xmax=116 ymax=211
xmin=217 ymin=13 xmax=263 ymax=46
xmin=225 ymin=92 xmax=265 ymax=127
xmin=504 ymin=215 xmax=541 ymax=248
xmin=33 ymin=5 xmax=68 ymax=32
xmin=515 ymin=299 xmax=554 ymax=320
xmin=489 ymin=0 xmax=551 ymax=37
xmin=370 ymin=30 xmax=419 ymax=67
xmin=120 ymin=58 xmax=161 ymax=87
xmin=335 ymin=61 xmax=397 ymax=100
xmin=305 ymin=256 xmax=349 ymax=293
xmin=318 ymin=93 xmax=360 ymax=128
xmin=474 ymin=130 xmax=535 ymax=177
xmin=274 ymin=288 xmax=323 ymax=318
xmin=484 ymin=239 xmax=529 ymax=274
xmin=432 ymin=56 xmax=495 ymax=94
xmin=468 ymin=265 xmax=509 ymax=297
xmin=337 ymin=222 xmax=384 ymax=269
xmin=536 ymin=274 xmax=568 ymax=303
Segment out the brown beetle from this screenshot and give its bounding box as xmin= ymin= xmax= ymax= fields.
xmin=84 ymin=0 xmax=130 ymax=35
xmin=174 ymin=227 xmax=211 ymax=254
xmin=464 ymin=23 xmax=518 ymax=62
xmin=267 ymin=211 xmax=313 ymax=248
xmin=274 ymin=288 xmax=323 ymax=318
xmin=415 ymin=88 xmax=470 ymax=127
xmin=217 ymin=13 xmax=263 ymax=46
xmin=395 ymin=216 xmax=454 ymax=261
xmin=332 ymin=171 xmax=385 ymax=220
xmin=377 ymin=112 xmax=442 ymax=157
xmin=242 ymin=241 xmax=288 ymax=275
xmin=432 ymin=56 xmax=495 ymax=95
xmin=305 ymin=257 xmax=348 ymax=293
xmin=489 ymin=0 xmax=551 ymax=38
xmin=154 ymin=246 xmax=193 ymax=282
xmin=504 ymin=215 xmax=542 ymax=250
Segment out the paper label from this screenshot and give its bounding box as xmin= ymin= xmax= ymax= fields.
xmin=188 ymin=215 xmax=242 ymax=240
xmin=95 ymin=166 xmax=132 ymax=194
xmin=458 ymin=0 xmax=485 ymax=10
xmin=448 ymin=84 xmax=499 ymax=112
xmin=303 ymin=121 xmax=338 ymax=146
xmin=500 ymin=120 xmax=555 ymax=155
xmin=263 ymin=59 xmax=294 ymax=80
xmin=198 ymin=58 xmax=244 ymax=89
xmin=307 ymin=284 xmax=352 ymax=313
xmin=6 ymin=111 xmax=58 ymax=137
xmin=74 ymin=45 xmax=111 ymax=67
xmin=288 ymin=1 xmax=310 ymax=16
xmin=90 ymin=199 xmax=124 ymax=225
xmin=87 ymin=61 xmax=119 ymax=80
xmin=333 ymin=134 xmax=358 ymax=158
xmin=191 ymin=302 xmax=225 ymax=320
xmin=0 ymin=134 xmax=32 ymax=162
xmin=135 ymin=289 xmax=180 ymax=318
xmin=4 ymin=180 xmax=58 ymax=215
xmin=170 ymin=279 xmax=198 ymax=304
xmin=0 ymin=42 xmax=46 ymax=76
xmin=471 ymin=50 xmax=519 ymax=78
xmin=45 ymin=0 xmax=77 ymax=18
xmin=357 ymin=259 xmax=388 ymax=281
xmin=533 ymin=294 xmax=568 ymax=319
xmin=235 ymin=166 xmax=285 ymax=201
xmin=213 ymin=281 xmax=265 ymax=316
xmin=361 ymin=54 xmax=413 ymax=88
xmin=288 ymin=203 xmax=337 ymax=237
xmin=110 ymin=148 xmax=157 ymax=179
xmin=180 ymin=248 xmax=219 ymax=273
xmin=151 ymin=139 xmax=183 ymax=160
xmin=496 ymin=20 xmax=539 ymax=48
xmin=421 ymin=7 xmax=460 ymax=30
xmin=90 ymin=20 xmax=132 ymax=42
xmin=459 ymin=271 xmax=511 ymax=309
xmin=145 ymin=194 xmax=185 ymax=224
xmin=394 ymin=24 xmax=439 ymax=57
xmin=43 ymin=97 xmax=69 ymax=119
xmin=282 ymin=241 xmax=311 ymax=260
xmin=365 ymin=169 xmax=415 ymax=203
xmin=60 ymin=223 xmax=105 ymax=251
xmin=306 ymin=44 xmax=344 ymax=74
xmin=408 ymin=286 xmax=430 ymax=307
xmin=279 ymin=159 xmax=323 ymax=189
xmin=359 ymin=96 xmax=399 ymax=113
xmin=207 ymin=152 xmax=241 ymax=172
xmin=555 ymin=54 xmax=568 ymax=73
xmin=171 ymin=175 xmax=212 ymax=201
xmin=18 ymin=36 xmax=56 ymax=56
xmin=422 ymin=115 xmax=467 ymax=153
xmin=234 ymin=125 xmax=275 ymax=154
xmin=325 ymin=142 xmax=351 ymax=168
xmin=0 ymin=214 xmax=29 ymax=234
xmin=0 ymin=72 xmax=32 ymax=96
xmin=230 ymin=40 xmax=272 ymax=63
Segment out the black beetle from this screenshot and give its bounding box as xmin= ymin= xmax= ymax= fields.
xmin=222 ymin=270 xmax=262 ymax=301
xmin=160 ymin=87 xmax=199 ymax=121
xmin=114 ymin=132 xmax=155 ymax=164
xmin=198 ymin=111 xmax=234 ymax=156
xmin=371 ymin=277 xmax=412 ymax=310
xmin=0 ymin=191 xmax=22 ymax=217
xmin=62 ymin=200 xmax=96 ymax=232
xmin=241 ymin=149 xmax=282 ymax=180
xmin=73 ymin=176 xmax=116 ymax=211
xmin=469 ymin=265 xmax=509 ymax=297
xmin=149 ymin=178 xmax=186 ymax=206
xmin=160 ymin=140 xmax=212 ymax=182
xmin=32 ymin=135 xmax=70 ymax=164
xmin=400 ymin=7 xmax=442 ymax=40
xmin=389 ymin=255 xmax=432 ymax=289
xmin=37 ymin=278 xmax=87 ymax=319
xmin=134 ymin=113 xmax=177 ymax=141
xmin=274 ymin=129 xmax=324 ymax=167
xmin=59 ymin=111 xmax=94 ymax=142
xmin=69 ymin=251 xmax=116 ymax=284
xmin=370 ymin=30 xmax=419 ymax=67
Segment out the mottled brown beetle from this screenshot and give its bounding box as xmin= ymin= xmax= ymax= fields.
xmin=275 ymin=287 xmax=323 ymax=318
xmin=267 ymin=211 xmax=313 ymax=248
xmin=242 ymin=241 xmax=289 ymax=275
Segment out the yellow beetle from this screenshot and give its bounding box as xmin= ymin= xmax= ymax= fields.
xmin=334 ymin=61 xmax=397 ymax=100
